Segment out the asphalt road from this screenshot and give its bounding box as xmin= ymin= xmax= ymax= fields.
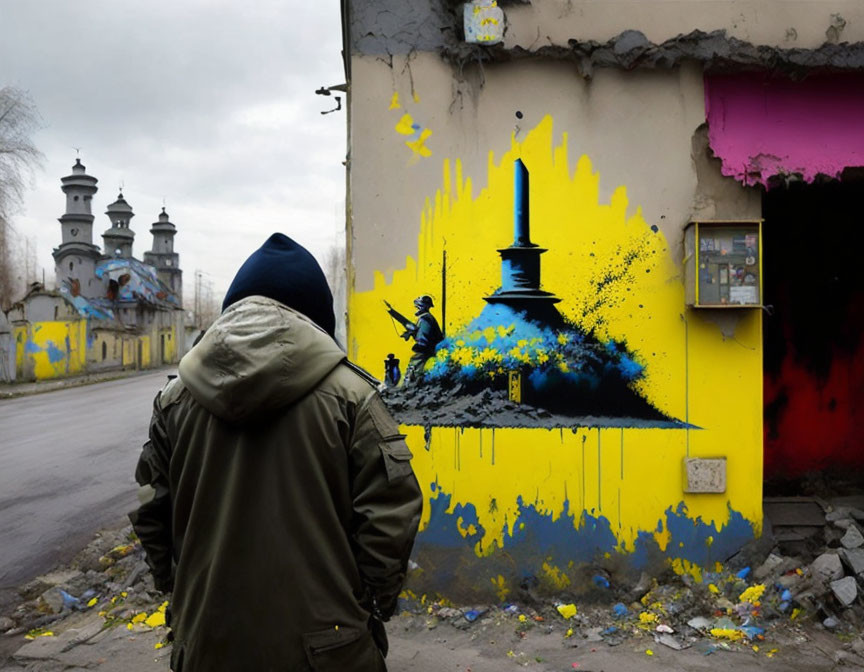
xmin=0 ymin=371 xmax=173 ymax=598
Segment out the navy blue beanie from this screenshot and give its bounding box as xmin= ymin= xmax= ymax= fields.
xmin=222 ymin=233 xmax=336 ymax=338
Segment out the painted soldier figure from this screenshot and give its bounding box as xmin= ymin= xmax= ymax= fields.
xmin=404 ymin=295 xmax=443 ymax=381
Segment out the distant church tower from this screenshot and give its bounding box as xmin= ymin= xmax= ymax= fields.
xmin=143 ymin=208 xmax=183 ymax=303
xmin=53 ymin=158 xmax=102 ymax=298
xmin=102 ymin=192 xmax=135 ymax=258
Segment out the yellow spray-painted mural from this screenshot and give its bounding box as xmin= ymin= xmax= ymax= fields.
xmin=350 ymin=116 xmax=762 ymax=598
xmin=14 ymin=320 xmax=88 ymax=381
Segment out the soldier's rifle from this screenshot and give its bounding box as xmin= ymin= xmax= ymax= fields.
xmin=384 ymin=300 xmax=417 ymax=340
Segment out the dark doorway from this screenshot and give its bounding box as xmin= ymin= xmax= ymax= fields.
xmin=161 ymin=334 xmax=166 ymax=364
xmin=762 ymin=180 xmax=864 ymax=489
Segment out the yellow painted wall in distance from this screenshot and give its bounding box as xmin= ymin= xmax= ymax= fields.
xmin=14 ymin=320 xmax=88 ymax=381
xmin=349 ymin=116 xmax=762 ymax=595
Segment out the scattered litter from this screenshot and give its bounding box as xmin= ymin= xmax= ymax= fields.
xmin=687 ymin=616 xmax=711 ymax=631
xmin=557 ymin=604 xmax=577 ymax=619
xmin=711 ymin=628 xmax=746 ymax=642
xmin=592 ymin=575 xmax=610 ymax=589
xmin=736 ymin=567 xmax=751 ymax=580
xmin=655 ymin=632 xmax=690 ymax=650
xmin=612 ymin=603 xmax=629 ymax=618
xmin=738 ymin=584 xmax=766 ymax=604
xmin=656 ymin=624 xmax=674 ymax=633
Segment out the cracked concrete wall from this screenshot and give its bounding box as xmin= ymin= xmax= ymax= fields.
xmin=349 ymin=0 xmax=864 ymax=56
xmin=503 ymin=1 xmax=864 ymax=52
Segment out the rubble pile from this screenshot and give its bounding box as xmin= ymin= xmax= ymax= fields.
xmin=0 ymin=526 xmax=169 ymax=669
xmin=398 ymin=500 xmax=864 ymax=665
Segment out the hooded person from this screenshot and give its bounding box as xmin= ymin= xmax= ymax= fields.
xmin=129 ymin=233 xmax=423 ymax=672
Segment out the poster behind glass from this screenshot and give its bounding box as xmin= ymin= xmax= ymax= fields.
xmin=698 ymin=225 xmax=760 ymax=306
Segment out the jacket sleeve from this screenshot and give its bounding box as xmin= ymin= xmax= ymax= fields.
xmin=348 ymin=392 xmax=423 ymax=619
xmin=128 ymin=393 xmax=174 ymax=593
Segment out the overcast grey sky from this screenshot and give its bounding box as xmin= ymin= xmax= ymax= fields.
xmin=0 ymin=0 xmax=346 ymax=301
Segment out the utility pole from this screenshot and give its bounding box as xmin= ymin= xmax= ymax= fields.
xmin=194 ymin=269 xmax=202 ymax=329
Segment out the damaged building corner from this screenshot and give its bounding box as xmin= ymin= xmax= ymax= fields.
xmin=343 ymin=0 xmax=864 ymax=617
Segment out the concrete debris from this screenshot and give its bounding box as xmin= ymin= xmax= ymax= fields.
xmin=754 ymin=553 xmax=785 ymax=580
xmin=823 ymin=616 xmax=840 ymax=629
xmin=655 ymin=632 xmax=690 ymax=650
xmin=811 ymin=553 xmax=845 ymax=582
xmin=840 ymin=548 xmax=864 ymax=576
xmin=830 ymin=576 xmax=858 ymax=607
xmin=4 ymin=494 xmax=864 ymax=668
xmin=826 ymin=507 xmax=864 ymax=523
xmin=441 ymin=28 xmax=864 ymax=80
xmin=841 ymin=525 xmax=864 ymax=549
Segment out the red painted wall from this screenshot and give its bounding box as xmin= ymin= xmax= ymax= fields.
xmin=763 ymin=181 xmax=864 ymax=480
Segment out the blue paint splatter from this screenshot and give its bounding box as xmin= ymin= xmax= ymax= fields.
xmin=24 ymin=341 xmax=41 ymax=354
xmin=415 ymin=485 xmax=755 ymax=579
xmin=46 ymin=341 xmax=66 ymax=364
xmin=629 ymin=502 xmax=755 ymax=570
xmin=418 ymin=485 xmax=485 ymax=549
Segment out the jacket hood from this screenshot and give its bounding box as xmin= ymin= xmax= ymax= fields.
xmin=178 ymin=296 xmax=345 ymax=423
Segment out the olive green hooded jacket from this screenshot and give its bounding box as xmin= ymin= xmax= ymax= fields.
xmin=129 ymin=296 xmax=423 ymax=671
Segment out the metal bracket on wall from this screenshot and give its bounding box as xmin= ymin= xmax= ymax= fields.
xmin=315 ymin=84 xmax=347 ymax=115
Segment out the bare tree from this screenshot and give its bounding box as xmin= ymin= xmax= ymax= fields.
xmin=0 ymin=87 xmax=42 ymax=221
xmin=192 ymin=270 xmax=223 ymax=330
xmin=0 ymin=87 xmax=43 ymax=310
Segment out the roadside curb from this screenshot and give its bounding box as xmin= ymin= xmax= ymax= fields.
xmin=0 ymin=367 xmax=176 ymax=400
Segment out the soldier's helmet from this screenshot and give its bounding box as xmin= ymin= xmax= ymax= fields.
xmin=414 ymin=295 xmax=434 ymax=311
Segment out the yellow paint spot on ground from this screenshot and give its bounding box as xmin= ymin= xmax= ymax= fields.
xmin=739 ymin=584 xmax=766 ymax=604
xmin=145 ymin=611 xmax=166 ymax=628
xmin=389 ymin=92 xmax=401 ymax=110
xmin=711 ymin=628 xmax=745 ymax=641
xmin=556 ymin=604 xmax=577 ymax=619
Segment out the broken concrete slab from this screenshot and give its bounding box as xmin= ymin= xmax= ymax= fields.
xmin=811 ymin=553 xmax=845 ymax=582
xmin=831 ymin=576 xmax=858 ymax=606
xmin=754 ymin=553 xmax=785 ymax=581
xmin=841 ymin=525 xmax=864 ymax=549
xmin=764 ymin=498 xmax=827 ymax=527
xmin=840 ymin=548 xmax=864 ymax=576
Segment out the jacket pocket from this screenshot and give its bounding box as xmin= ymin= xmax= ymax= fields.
xmin=379 ymin=438 xmax=414 ymax=482
xmin=303 ymin=627 xmax=384 ymax=672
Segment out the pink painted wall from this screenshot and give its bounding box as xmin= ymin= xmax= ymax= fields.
xmin=705 ymin=73 xmax=864 ymax=187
